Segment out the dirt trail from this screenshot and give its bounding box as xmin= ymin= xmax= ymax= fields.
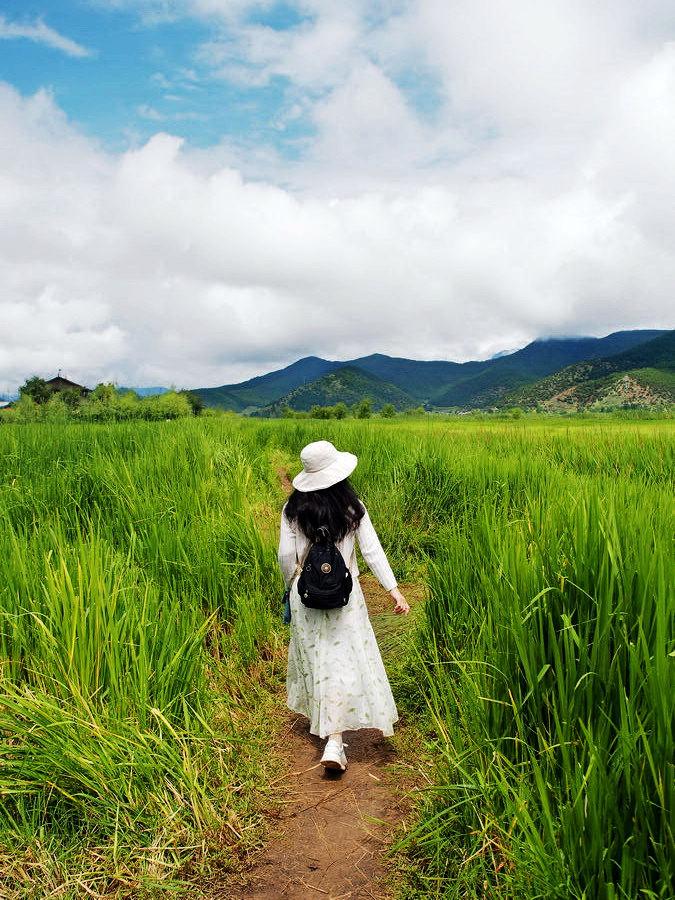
xmin=277 ymin=469 xmax=294 ymax=495
xmin=237 ymin=711 xmax=406 ymax=899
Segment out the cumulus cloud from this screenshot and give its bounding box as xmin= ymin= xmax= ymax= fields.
xmin=1 ymin=1 xmax=674 ymax=392
xmin=0 ymin=14 xmax=92 ymax=57
xmin=198 ymin=8 xmax=363 ymax=89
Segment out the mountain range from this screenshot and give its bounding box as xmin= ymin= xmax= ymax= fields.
xmin=119 ymin=386 xmax=170 ymax=397
xmin=509 ymin=330 xmax=675 ymax=409
xmin=192 ymin=329 xmax=674 ymax=413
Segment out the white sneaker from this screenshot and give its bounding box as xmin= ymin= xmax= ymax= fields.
xmin=321 ymin=739 xmax=348 ymax=771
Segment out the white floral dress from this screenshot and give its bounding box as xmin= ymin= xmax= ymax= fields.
xmin=278 ymin=504 xmax=399 ymax=738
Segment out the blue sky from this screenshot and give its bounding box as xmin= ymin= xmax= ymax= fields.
xmin=0 ymin=1 xmax=673 ymax=392
xmin=0 ymin=0 xmax=321 ymax=152
xmin=0 ymin=0 xmax=443 ymax=157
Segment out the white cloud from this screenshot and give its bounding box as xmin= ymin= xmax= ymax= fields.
xmin=137 ymin=103 xmax=165 ymax=120
xmin=199 ymin=10 xmax=363 ymax=89
xmin=0 ymin=15 xmax=92 ymax=58
xmin=137 ymin=102 xmax=206 ymax=123
xmin=1 ymin=1 xmax=674 ymax=392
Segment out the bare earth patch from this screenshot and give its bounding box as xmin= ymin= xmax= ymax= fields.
xmin=234 ymin=716 xmax=405 ymax=899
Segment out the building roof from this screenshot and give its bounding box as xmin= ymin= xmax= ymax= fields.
xmin=46 ymin=375 xmax=89 ymax=392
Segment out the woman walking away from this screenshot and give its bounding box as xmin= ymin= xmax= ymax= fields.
xmin=278 ymin=440 xmax=409 ymax=772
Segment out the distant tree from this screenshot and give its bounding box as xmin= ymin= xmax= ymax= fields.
xmin=4 ymin=395 xmax=40 ymax=422
xmin=310 ymin=405 xmax=332 ymax=419
xmin=43 ymin=393 xmax=69 ymax=423
xmin=355 ymin=397 xmax=372 ymax=419
xmin=333 ymin=402 xmax=348 ymax=420
xmin=380 ymin=403 xmax=396 ymax=418
xmin=19 ymin=376 xmax=51 ymax=405
xmin=143 ymin=391 xmax=193 ymax=420
xmin=91 ymin=382 xmax=118 ymax=403
xmin=179 ymin=390 xmax=205 ymax=416
xmin=60 ymin=387 xmax=83 ymax=409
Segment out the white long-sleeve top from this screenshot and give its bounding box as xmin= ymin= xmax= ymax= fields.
xmin=278 ymin=503 xmax=397 ymax=592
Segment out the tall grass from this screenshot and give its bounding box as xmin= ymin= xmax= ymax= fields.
xmin=0 ymin=415 xmax=671 ymax=896
xmin=0 ymin=421 xmax=284 ymax=894
xmin=242 ymin=415 xmax=673 ymax=897
xmin=389 ymin=430 xmax=673 ymax=898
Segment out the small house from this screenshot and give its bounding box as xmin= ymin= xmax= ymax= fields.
xmin=46 ymin=375 xmax=91 ymax=397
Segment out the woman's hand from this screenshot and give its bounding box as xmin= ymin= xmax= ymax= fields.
xmin=390 ymin=587 xmax=410 ymax=615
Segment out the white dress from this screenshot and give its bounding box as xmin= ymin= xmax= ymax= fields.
xmin=278 ymin=504 xmax=399 ymax=739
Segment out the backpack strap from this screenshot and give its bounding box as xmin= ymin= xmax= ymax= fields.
xmin=294 ymin=546 xmax=309 ymax=578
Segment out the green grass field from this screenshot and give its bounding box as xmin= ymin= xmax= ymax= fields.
xmin=0 ymin=417 xmax=672 ymax=898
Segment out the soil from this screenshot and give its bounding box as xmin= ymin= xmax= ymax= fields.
xmin=547 ymin=373 xmax=666 ymax=409
xmin=278 ymin=469 xmax=294 ymax=495
xmin=235 ymin=715 xmax=406 ymax=899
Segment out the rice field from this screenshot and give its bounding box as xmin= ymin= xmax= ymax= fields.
xmin=0 ymin=416 xmax=672 ymax=898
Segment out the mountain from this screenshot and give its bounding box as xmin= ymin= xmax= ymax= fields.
xmin=338 ymin=332 xmax=664 ymax=406
xmin=508 ymin=330 xmax=675 ymax=409
xmin=191 ymin=329 xmax=670 ymax=413
xmin=193 ymin=356 xmax=338 ymax=411
xmin=257 ymin=365 xmax=415 ymax=415
xmin=431 ymin=330 xmax=667 ymax=407
xmin=344 ymin=353 xmax=463 ymax=401
xmin=491 ymin=348 xmax=519 ymax=359
xmin=119 ymin=386 xmax=170 ymax=397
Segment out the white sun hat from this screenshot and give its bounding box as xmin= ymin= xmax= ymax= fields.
xmin=292 ymin=440 xmax=358 ymax=492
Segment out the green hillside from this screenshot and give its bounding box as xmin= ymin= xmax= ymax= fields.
xmin=599 ymin=329 xmax=675 ymax=370
xmin=348 ymin=354 xmax=464 ymax=401
xmin=189 ymin=386 xmax=247 ymax=412
xmin=257 ymin=365 xmax=414 ymax=415
xmin=193 ymin=356 xmax=338 ymax=410
xmin=507 ymin=331 xmax=675 ymax=409
xmin=431 ymin=331 xmax=666 ymax=407
xmin=354 ymin=332 xmax=666 ymax=404
xmin=190 ymin=329 xmax=670 ymax=413
xmin=432 ymin=363 xmax=531 ymax=407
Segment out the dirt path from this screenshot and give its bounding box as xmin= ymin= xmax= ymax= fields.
xmin=237 ymin=711 xmax=405 ymax=899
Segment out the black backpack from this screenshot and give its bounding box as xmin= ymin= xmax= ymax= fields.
xmin=298 ymin=526 xmax=353 ymax=610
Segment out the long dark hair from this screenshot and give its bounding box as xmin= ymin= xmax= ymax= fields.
xmin=284 ymin=479 xmax=365 ymax=542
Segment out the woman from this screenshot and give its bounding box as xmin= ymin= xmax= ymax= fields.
xmin=278 ymin=439 xmax=409 ymax=771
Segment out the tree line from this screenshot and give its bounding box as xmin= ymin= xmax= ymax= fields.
xmin=278 ymin=399 xmax=427 ymax=419
xmin=1 ymin=377 xmax=204 ymax=423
